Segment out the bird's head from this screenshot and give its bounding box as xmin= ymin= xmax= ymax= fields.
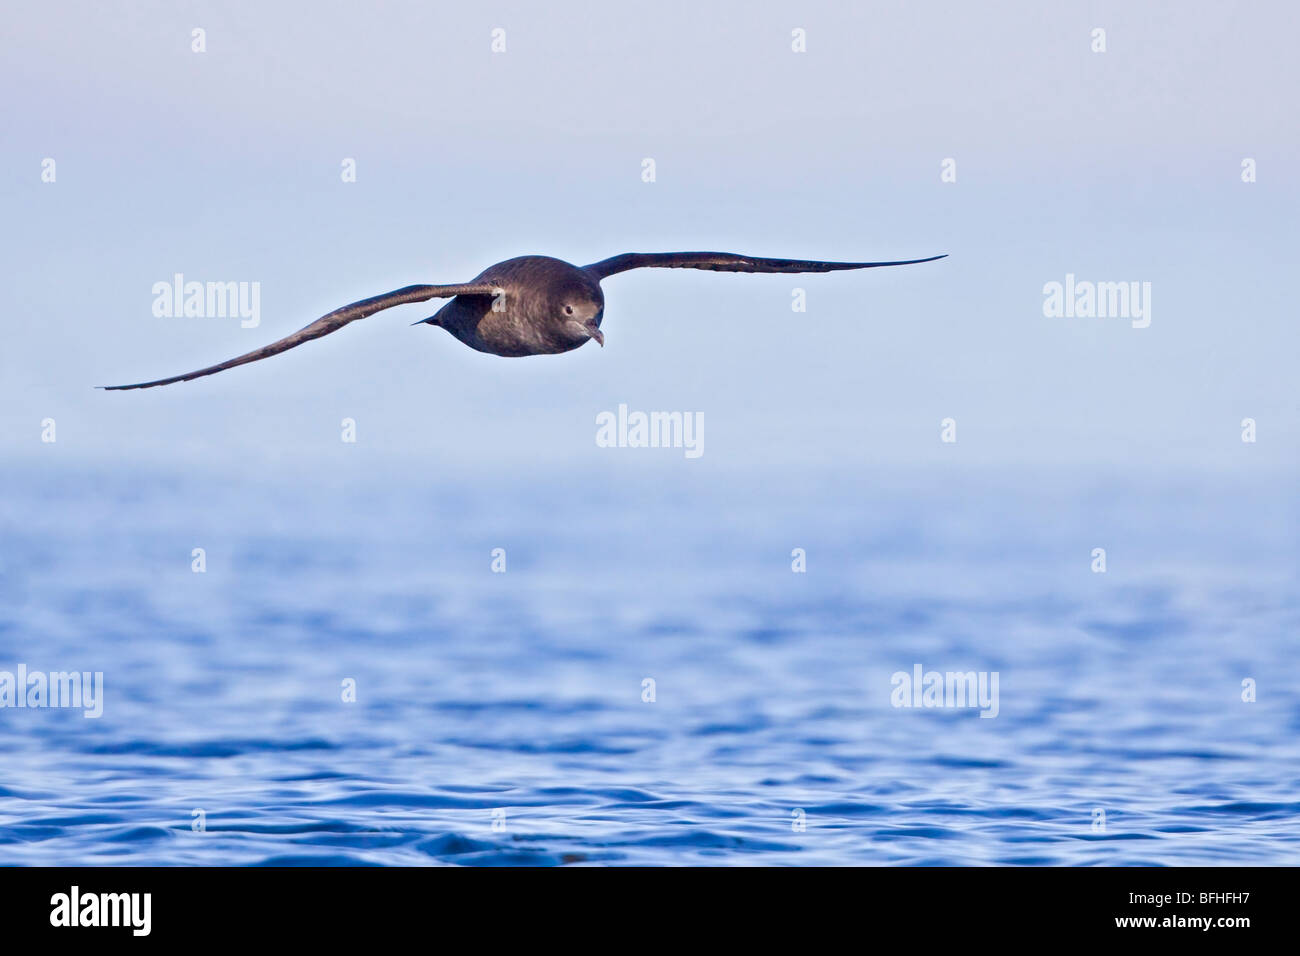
xmin=554 ymin=278 xmax=605 ymax=347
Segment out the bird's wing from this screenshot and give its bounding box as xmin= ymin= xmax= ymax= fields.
xmin=101 ymin=282 xmax=501 ymax=390
xmin=583 ymin=251 xmax=947 ymax=280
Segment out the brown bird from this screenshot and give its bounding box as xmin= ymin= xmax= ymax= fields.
xmin=102 ymin=251 xmax=946 ymax=390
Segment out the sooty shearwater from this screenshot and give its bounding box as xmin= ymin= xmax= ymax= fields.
xmin=103 ymin=251 xmax=946 ymax=390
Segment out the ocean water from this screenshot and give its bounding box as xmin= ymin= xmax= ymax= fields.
xmin=0 ymin=462 xmax=1296 ymax=866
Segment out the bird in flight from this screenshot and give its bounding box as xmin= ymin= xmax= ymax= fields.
xmin=102 ymin=251 xmax=946 ymax=390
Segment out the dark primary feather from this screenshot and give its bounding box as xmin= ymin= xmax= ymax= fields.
xmin=583 ymin=251 xmax=946 ymax=280
xmin=101 ymin=282 xmax=499 ymax=390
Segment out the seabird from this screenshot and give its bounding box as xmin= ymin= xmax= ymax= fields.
xmin=102 ymin=251 xmax=946 ymax=390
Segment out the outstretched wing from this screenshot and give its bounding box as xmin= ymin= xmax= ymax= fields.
xmin=101 ymin=282 xmax=500 ymax=390
xmin=583 ymin=251 xmax=946 ymax=280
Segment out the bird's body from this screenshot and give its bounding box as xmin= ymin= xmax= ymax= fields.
xmin=431 ymin=256 xmax=605 ymax=357
xmin=103 ymin=249 xmax=945 ymax=390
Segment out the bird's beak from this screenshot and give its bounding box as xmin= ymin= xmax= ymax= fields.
xmin=588 ymin=327 xmax=604 ymax=347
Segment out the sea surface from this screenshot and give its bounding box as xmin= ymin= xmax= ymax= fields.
xmin=1 ymin=462 xmax=1297 ymax=866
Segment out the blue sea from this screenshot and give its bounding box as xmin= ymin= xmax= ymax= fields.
xmin=1 ymin=462 xmax=1296 ymax=866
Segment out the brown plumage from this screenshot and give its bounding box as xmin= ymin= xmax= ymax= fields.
xmin=102 ymin=251 xmax=945 ymax=390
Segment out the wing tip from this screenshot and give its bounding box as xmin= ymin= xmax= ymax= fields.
xmin=98 ymin=379 xmax=175 ymax=391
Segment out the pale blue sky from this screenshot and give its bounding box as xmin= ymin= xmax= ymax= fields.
xmin=2 ymin=1 xmax=1296 ymax=477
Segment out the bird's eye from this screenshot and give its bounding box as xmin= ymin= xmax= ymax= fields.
xmin=564 ymin=305 xmax=574 ymax=315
